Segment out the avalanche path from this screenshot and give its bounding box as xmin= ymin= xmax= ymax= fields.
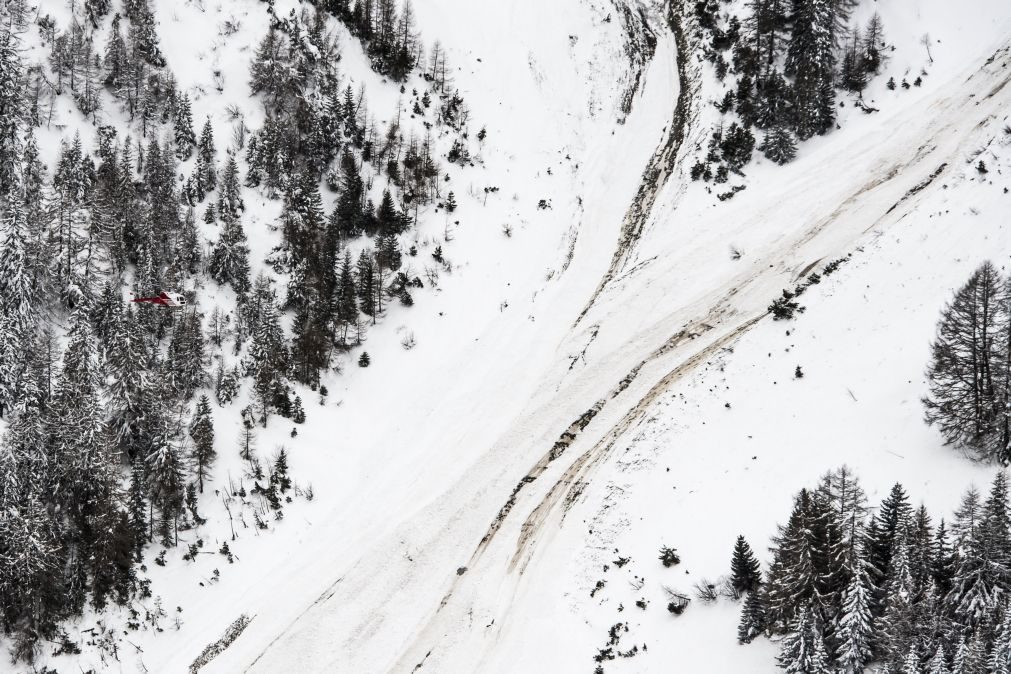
xmin=180 ymin=2 xmax=1011 ymax=673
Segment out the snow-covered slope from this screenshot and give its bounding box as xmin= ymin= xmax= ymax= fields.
xmin=195 ymin=2 xmax=1011 ymax=674
xmin=6 ymin=0 xmax=1011 ymax=671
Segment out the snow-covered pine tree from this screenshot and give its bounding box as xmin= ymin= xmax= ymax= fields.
xmin=0 ymin=189 xmax=40 ymax=417
xmin=291 ymin=285 xmax=330 ymax=386
xmin=104 ymin=14 xmax=130 ymax=93
xmin=836 ymin=556 xmax=874 ymax=673
xmin=951 ymin=636 xmax=985 ymax=674
xmin=146 ymin=435 xmax=185 ymax=547
xmin=178 ymin=206 xmax=201 ymax=275
xmin=335 ymin=250 xmax=359 ymax=346
xmin=217 ymin=153 xmax=244 ymax=218
xmin=738 ymin=582 xmax=769 ymax=643
xmin=357 ymin=248 xmax=377 ymax=320
xmin=0 ymin=28 xmax=24 ymax=203
xmin=878 ymin=541 xmax=918 ymax=669
xmin=747 ymin=0 xmax=789 ymax=72
xmin=189 ymin=395 xmax=215 ymax=493
xmin=840 ymin=29 xmax=867 ymax=93
xmin=166 ymin=310 xmax=207 ymax=400
xmin=210 ymin=209 xmax=252 ymax=294
xmin=754 ymin=70 xmax=791 ymax=130
xmin=989 ymin=609 xmax=1011 ymax=674
xmin=927 ymin=645 xmax=950 ymax=674
xmin=952 ymin=486 xmax=983 ymax=545
xmin=335 ymin=149 xmax=365 ymax=239
xmin=902 ymin=646 xmax=923 ymax=674
xmin=932 ymin=519 xmax=956 ymax=600
xmin=765 ymin=489 xmax=822 ymax=630
xmin=786 ymin=0 xmax=836 ymax=139
xmin=776 ymin=606 xmax=832 ymax=674
xmin=867 ymin=483 xmax=913 ymax=616
xmin=247 ymin=282 xmax=289 ymax=425
xmin=947 ymin=472 xmax=1011 ymax=627
xmin=198 ymin=117 xmax=216 ymax=191
xmin=106 ymin=305 xmax=153 ymax=459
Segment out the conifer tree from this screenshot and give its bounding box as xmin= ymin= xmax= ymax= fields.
xmin=335 ymin=150 xmax=365 ymax=239
xmin=210 ymin=210 xmax=251 ymax=294
xmin=863 ymin=14 xmax=885 ymax=75
xmin=953 ymin=486 xmax=983 ymax=545
xmin=106 ymin=306 xmax=152 ymax=459
xmin=786 ymin=0 xmax=837 ymax=139
xmin=128 ymin=463 xmax=148 ymax=556
xmin=0 ymin=29 xmax=24 ymax=202
xmin=104 ymin=14 xmax=130 ymax=93
xmin=765 ymin=489 xmax=819 ymax=629
xmin=146 ymin=438 xmax=185 ymax=547
xmin=932 ymin=519 xmax=956 ymax=599
xmin=335 ymin=250 xmax=359 ymax=346
xmin=952 ymin=636 xmax=985 ymax=674
xmin=990 ymin=610 xmax=1011 ymax=674
xmin=948 ymin=472 xmax=1011 ymax=627
xmin=0 ymin=187 xmax=40 ymax=417
xmin=247 ymin=282 xmax=288 ymax=425
xmin=271 ymin=448 xmax=291 ymax=493
xmin=776 ymin=606 xmax=832 ymax=674
xmin=738 ymin=583 xmax=769 ymax=643
xmin=217 ymin=153 xmax=244 ymax=218
xmin=924 ymin=262 xmax=1005 ymax=460
xmin=903 ymin=647 xmax=923 ymax=674
xmin=198 ymin=117 xmax=216 ymax=190
xmin=760 ymin=125 xmax=797 ymax=165
xmin=732 ymin=535 xmax=763 ymax=594
xmin=357 ymin=248 xmax=377 ymax=319
xmin=174 ymin=94 xmax=196 ymax=159
xmin=754 ymin=70 xmax=792 ymax=130
xmin=879 ymin=542 xmax=918 ymax=668
xmin=867 ymin=483 xmax=913 ymax=615
xmin=927 ymin=645 xmax=950 ymax=674
xmin=178 ymin=207 xmax=201 ymax=275
xmin=189 ymin=395 xmax=215 ymax=493
xmin=837 ymin=557 xmax=874 ymax=673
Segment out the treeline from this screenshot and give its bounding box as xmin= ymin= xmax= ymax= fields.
xmin=735 ymin=467 xmax=1011 ymax=673
xmin=924 ymin=262 xmax=1011 ymax=465
xmin=690 ymin=0 xmax=886 ymax=182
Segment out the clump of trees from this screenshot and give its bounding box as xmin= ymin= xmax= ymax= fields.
xmin=315 ymin=0 xmax=422 ymax=81
xmin=924 ymin=262 xmax=1011 ymax=464
xmin=691 ymin=0 xmax=887 ymax=178
xmin=737 ymin=466 xmax=1011 ymax=674
xmin=0 ymin=0 xmax=473 ymax=660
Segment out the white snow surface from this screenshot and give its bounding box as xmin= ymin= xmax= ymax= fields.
xmin=10 ymin=0 xmax=1011 ymax=672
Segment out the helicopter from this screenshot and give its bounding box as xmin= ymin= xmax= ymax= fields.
xmin=131 ymin=291 xmax=188 ymax=308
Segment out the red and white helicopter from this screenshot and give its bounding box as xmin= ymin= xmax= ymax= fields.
xmin=130 ymin=291 xmax=188 ymax=308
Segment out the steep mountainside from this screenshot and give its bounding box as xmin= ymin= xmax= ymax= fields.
xmin=1 ymin=0 xmax=1010 ymax=672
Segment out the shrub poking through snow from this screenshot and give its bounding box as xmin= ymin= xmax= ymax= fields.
xmin=659 ymin=545 xmax=681 ymax=567
xmin=769 ymin=290 xmax=803 ymax=320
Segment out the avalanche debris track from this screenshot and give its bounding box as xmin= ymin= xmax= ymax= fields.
xmin=211 ymin=7 xmax=1011 ymax=674
xmin=384 ymin=30 xmax=1011 ymax=674
xmin=575 ymin=0 xmax=701 ymax=327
